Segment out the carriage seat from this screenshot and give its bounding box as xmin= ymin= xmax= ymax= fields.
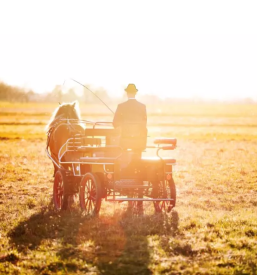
xmin=141 ymin=156 xmax=176 ymax=165
xmin=154 ymin=138 xmax=177 ymax=147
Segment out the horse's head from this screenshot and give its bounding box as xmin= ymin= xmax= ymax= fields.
xmin=46 ymin=101 xmax=81 ymax=132
xmin=55 ymin=101 xmax=81 ymax=120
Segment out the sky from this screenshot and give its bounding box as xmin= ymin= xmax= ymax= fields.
xmin=0 ymin=0 xmax=257 ymax=100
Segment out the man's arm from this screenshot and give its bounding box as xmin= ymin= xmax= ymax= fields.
xmin=113 ymin=104 xmax=122 ymax=128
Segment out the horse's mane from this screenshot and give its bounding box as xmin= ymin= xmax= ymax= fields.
xmin=45 ymin=101 xmax=81 ymax=132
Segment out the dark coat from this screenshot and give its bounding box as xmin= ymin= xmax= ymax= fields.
xmin=113 ymin=99 xmax=147 ymax=128
xmin=113 ymin=99 xmax=147 ymax=151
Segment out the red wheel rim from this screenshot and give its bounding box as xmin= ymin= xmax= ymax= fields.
xmin=80 ymin=178 xmax=97 ymax=214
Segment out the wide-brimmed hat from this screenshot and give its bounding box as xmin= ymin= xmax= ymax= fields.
xmin=125 ymin=83 xmax=138 ymax=93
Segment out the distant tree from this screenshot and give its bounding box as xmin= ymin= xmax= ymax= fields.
xmin=83 ymin=85 xmax=110 ymax=104
xmin=243 ymin=97 xmax=255 ymax=104
xmin=94 ymin=88 xmax=110 ymax=103
xmin=137 ymin=94 xmax=162 ymax=105
xmin=0 ymin=82 xmax=9 ymax=100
xmin=0 ymin=82 xmax=29 ymax=102
xmin=82 ymin=84 xmax=95 ymax=103
xmin=27 ymin=90 xmax=35 ymax=97
xmin=63 ymin=88 xmax=78 ymax=102
xmin=50 ymin=85 xmax=63 ymax=102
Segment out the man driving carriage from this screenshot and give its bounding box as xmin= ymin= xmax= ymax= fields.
xmin=113 ymin=84 xmax=149 ymax=214
xmin=113 ymin=83 xmax=147 ymax=129
xmin=113 ymin=83 xmax=147 ymax=162
xmin=113 ymin=83 xmax=148 ymax=152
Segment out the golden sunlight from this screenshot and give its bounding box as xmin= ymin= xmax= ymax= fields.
xmin=0 ymin=1 xmax=257 ymax=100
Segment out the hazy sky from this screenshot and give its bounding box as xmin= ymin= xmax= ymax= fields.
xmin=0 ymin=0 xmax=257 ymax=99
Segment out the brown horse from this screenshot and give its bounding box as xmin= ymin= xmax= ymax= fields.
xmin=46 ymin=101 xmax=84 ymax=176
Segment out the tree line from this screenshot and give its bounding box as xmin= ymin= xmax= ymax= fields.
xmin=1 ymin=81 xmax=256 ymax=104
xmin=0 ymin=82 xmax=114 ymax=103
xmin=0 ymin=82 xmax=33 ymax=102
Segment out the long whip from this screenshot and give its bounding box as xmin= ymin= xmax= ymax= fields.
xmin=70 ymin=78 xmax=114 ymax=114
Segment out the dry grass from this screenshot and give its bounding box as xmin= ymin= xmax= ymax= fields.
xmin=0 ymin=102 xmax=257 ymax=274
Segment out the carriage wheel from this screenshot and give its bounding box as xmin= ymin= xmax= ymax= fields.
xmin=53 ymin=170 xmax=65 ymax=210
xmin=79 ymin=173 xmax=102 ymax=216
xmin=153 ymin=178 xmax=176 ymax=213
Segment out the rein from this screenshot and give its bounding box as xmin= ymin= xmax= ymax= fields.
xmin=46 ymin=114 xmax=82 ymax=150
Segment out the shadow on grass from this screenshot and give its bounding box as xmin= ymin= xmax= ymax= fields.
xmin=8 ymin=204 xmax=179 ymax=274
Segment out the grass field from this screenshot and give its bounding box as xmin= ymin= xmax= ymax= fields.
xmin=0 ymin=102 xmax=257 ymax=274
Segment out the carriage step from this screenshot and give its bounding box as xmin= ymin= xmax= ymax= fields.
xmin=114 ymin=180 xmax=149 ymax=188
xmin=113 ymin=184 xmax=150 ymax=189
xmin=115 ymin=179 xmax=141 ymax=185
xmin=107 ymin=198 xmax=174 ymax=202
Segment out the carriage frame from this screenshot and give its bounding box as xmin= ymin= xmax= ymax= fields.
xmin=46 ymin=119 xmax=177 ymax=216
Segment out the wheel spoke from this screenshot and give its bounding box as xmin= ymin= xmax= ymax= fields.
xmin=88 ymin=199 xmax=92 ymax=212
xmin=160 ymin=201 xmax=164 ymax=210
xmin=88 ymin=180 xmax=92 ymax=193
xmin=153 ymin=180 xmax=176 ymax=213
xmin=85 ymin=182 xmax=89 ymax=194
xmin=85 ymin=198 xmax=89 ymax=209
xmin=79 ymin=173 xmax=102 ymax=216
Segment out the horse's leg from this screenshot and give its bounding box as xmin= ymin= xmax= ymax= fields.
xmin=53 ymin=164 xmax=57 ymax=177
xmin=49 ymin=136 xmax=58 ymax=177
xmin=51 ymin=152 xmax=58 ymax=177
xmin=62 ymin=171 xmax=70 ymax=211
xmin=60 ymin=162 xmax=72 ymax=211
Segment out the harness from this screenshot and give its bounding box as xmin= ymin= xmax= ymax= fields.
xmin=46 ymin=114 xmax=65 ymax=150
xmin=46 ymin=115 xmax=83 ymax=162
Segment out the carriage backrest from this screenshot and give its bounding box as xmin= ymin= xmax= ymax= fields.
xmin=84 ymin=125 xmax=147 ymax=151
xmin=84 ymin=128 xmax=120 ymax=146
xmin=118 ymin=122 xmax=147 ymax=151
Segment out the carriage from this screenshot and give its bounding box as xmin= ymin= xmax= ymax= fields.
xmin=46 ymin=114 xmax=177 ymax=216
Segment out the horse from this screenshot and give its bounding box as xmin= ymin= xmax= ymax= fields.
xmin=46 ymin=101 xmax=85 ymax=210
xmin=46 ymin=101 xmax=84 ymax=176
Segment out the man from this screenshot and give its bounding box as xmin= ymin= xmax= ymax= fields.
xmin=113 ymin=83 xmax=147 ymax=129
xmin=113 ymin=83 xmax=147 ymax=214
